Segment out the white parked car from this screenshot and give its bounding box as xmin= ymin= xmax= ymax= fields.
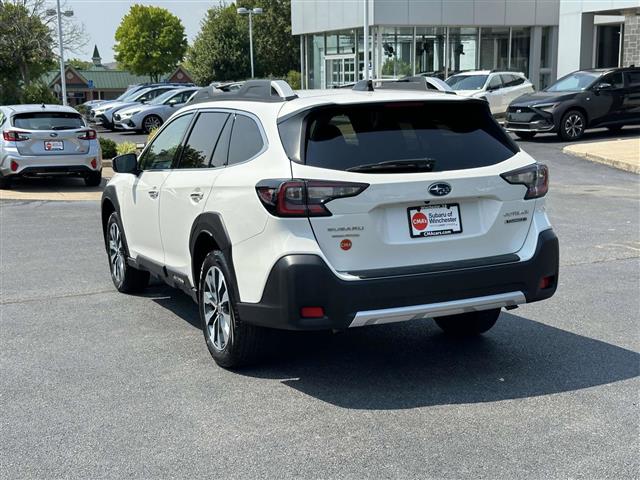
xmin=102 ymin=80 xmax=558 ymax=368
xmin=446 ymin=70 xmax=534 ymax=116
xmin=113 ymin=87 xmax=199 ymax=133
xmin=0 ymin=104 xmax=102 ymax=188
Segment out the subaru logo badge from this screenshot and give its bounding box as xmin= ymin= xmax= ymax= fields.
xmin=428 ymin=182 xmax=451 ymax=197
xmin=516 ymin=109 xmax=522 ymax=113
xmin=49 ymin=132 xmax=58 ymax=137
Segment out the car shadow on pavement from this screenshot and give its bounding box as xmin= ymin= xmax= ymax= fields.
xmin=0 ymin=176 xmax=107 ymax=194
xmin=240 ymin=313 xmax=639 ymax=410
xmin=147 ymin=289 xmax=640 ymax=410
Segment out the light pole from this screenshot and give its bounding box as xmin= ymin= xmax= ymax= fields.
xmin=237 ymin=7 xmax=263 ymax=78
xmin=46 ymin=2 xmax=74 ymax=106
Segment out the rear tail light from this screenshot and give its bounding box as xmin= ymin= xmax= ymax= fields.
xmin=3 ymin=130 xmax=29 ymax=142
xmin=78 ymin=129 xmax=97 ymax=140
xmin=256 ymin=179 xmax=368 ymax=217
xmin=501 ymin=163 xmax=549 ymax=199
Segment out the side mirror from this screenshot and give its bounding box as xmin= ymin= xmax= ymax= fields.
xmin=595 ymin=82 xmax=612 ymax=91
xmin=112 ymin=153 xmax=138 ymax=174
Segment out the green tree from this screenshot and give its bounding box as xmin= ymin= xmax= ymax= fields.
xmin=114 ymin=5 xmax=187 ymax=82
xmin=186 ymin=4 xmax=248 ymax=84
xmin=68 ymin=58 xmax=93 ymax=70
xmin=186 ymin=0 xmax=300 ymax=85
xmin=0 ymin=2 xmax=55 ymax=97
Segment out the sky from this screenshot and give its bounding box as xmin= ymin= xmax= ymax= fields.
xmin=63 ymin=0 xmax=228 ymax=64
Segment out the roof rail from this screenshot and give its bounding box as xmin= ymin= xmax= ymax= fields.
xmin=187 ymin=79 xmax=298 ymax=105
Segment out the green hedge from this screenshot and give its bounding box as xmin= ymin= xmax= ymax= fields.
xmin=99 ymin=137 xmax=117 ymax=159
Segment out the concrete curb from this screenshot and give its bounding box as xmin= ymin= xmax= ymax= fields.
xmin=562 ymin=146 xmax=640 ymax=175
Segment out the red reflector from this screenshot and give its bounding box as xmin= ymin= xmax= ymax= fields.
xmin=91 ymin=158 xmax=97 ymax=169
xmin=300 ymin=307 xmax=325 ymax=318
xmin=10 ymin=161 xmax=19 ymax=172
xmin=539 ymin=276 xmax=553 ymax=289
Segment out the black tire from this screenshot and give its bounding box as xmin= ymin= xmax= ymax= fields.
xmin=607 ymin=125 xmax=623 ymax=133
xmin=142 ymin=115 xmax=163 ymax=134
xmin=199 ymin=250 xmax=265 ymax=368
xmin=435 ymin=309 xmax=501 ymax=336
xmin=0 ymin=176 xmax=12 ymax=189
xmin=558 ymin=110 xmax=586 ymax=141
xmin=106 ymin=212 xmax=150 ymax=293
xmin=515 ymin=131 xmax=537 ymax=140
xmin=84 ymin=170 xmax=102 ymax=187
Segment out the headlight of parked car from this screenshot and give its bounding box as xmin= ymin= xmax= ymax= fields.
xmin=533 ymin=103 xmax=558 ymax=113
xmin=121 ymin=110 xmax=140 ymax=119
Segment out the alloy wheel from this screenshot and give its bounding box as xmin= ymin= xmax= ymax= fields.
xmin=564 ymin=114 xmax=584 ymax=138
xmin=144 ymin=116 xmax=161 ymax=132
xmin=203 ymin=266 xmax=232 ymax=351
xmin=108 ymin=222 xmax=125 ymax=285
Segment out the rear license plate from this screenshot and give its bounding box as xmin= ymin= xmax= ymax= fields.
xmin=44 ymin=140 xmax=63 ymax=151
xmin=408 ymin=204 xmax=462 ymax=238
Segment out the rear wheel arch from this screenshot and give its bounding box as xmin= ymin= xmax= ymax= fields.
xmin=189 ymin=212 xmax=235 ymax=293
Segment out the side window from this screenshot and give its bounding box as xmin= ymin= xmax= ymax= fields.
xmin=625 ymin=71 xmax=640 ymax=88
xmin=602 ymin=72 xmax=624 ymax=89
xmin=227 ymin=114 xmax=265 ymax=165
xmin=138 ymin=113 xmax=193 ymax=171
xmin=488 ymin=75 xmax=502 ymax=90
xmin=178 ymin=112 xmax=230 ymax=169
xmin=211 ymin=117 xmax=233 ymax=167
xmin=502 ymin=74 xmax=524 ymax=87
xmin=0 ymin=111 xmax=5 ymax=126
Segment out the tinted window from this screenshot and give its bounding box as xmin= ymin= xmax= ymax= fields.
xmin=13 ymin=112 xmax=84 ymax=130
xmin=602 ymin=72 xmax=624 ymax=88
xmin=501 ymin=74 xmax=524 ymax=87
xmin=626 ymin=71 xmax=640 ymax=87
xmin=488 ymin=75 xmax=502 ymax=90
xmin=295 ymin=102 xmax=517 ymax=173
xmin=445 ymin=74 xmax=488 ymax=90
xmin=227 ymin=115 xmax=264 ymax=165
xmin=138 ymin=113 xmax=193 ymax=170
xmin=212 ymin=116 xmax=233 ymax=167
xmin=178 ymin=112 xmax=229 ymax=169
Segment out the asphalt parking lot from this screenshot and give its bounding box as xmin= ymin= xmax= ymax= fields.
xmin=1 ymin=129 xmax=639 ymax=478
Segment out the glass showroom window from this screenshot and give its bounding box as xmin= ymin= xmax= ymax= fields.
xmin=539 ymin=26 xmax=553 ymax=89
xmin=415 ymin=27 xmax=446 ymax=78
xmin=380 ymin=27 xmax=414 ymax=78
xmin=480 ymin=27 xmax=509 ymax=71
xmin=447 ymin=27 xmax=479 ymax=75
xmin=308 ymin=34 xmax=325 ymax=89
xmin=511 ymin=27 xmax=531 ymax=76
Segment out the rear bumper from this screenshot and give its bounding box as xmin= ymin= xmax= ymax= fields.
xmin=237 ymin=229 xmax=559 ymax=331
xmin=0 ymin=152 xmax=101 ymax=178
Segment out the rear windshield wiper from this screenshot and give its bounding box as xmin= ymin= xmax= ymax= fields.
xmin=347 ymin=158 xmax=435 ymax=173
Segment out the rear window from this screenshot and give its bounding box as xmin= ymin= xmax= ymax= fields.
xmin=13 ymin=112 xmax=84 ymax=131
xmin=280 ymin=101 xmax=518 ymax=173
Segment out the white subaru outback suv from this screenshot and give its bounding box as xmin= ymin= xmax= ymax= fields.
xmin=102 ymin=80 xmax=558 ymax=368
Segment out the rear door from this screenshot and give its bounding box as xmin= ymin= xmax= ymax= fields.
xmin=286 ymin=101 xmax=532 ymax=274
xmin=11 ymin=111 xmax=90 ymax=156
xmin=159 ymin=110 xmax=232 ymax=277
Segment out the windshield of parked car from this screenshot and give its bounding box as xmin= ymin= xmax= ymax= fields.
xmin=13 ymin=112 xmax=85 ymax=130
xmin=279 ymin=101 xmax=518 ymax=173
xmin=545 ymin=71 xmax=601 ymax=92
xmin=445 ymin=75 xmax=488 ymax=90
xmin=148 ymin=90 xmax=180 ymax=105
xmin=132 ymin=88 xmax=153 ymax=101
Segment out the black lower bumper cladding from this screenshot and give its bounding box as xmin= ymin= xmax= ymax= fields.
xmin=237 ymin=229 xmax=559 ymax=331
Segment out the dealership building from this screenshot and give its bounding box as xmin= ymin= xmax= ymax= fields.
xmin=292 ymin=0 xmax=640 ymax=90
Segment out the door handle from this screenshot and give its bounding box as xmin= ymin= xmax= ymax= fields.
xmin=190 ymin=191 xmax=204 ymax=202
xmin=148 ymin=188 xmax=159 ymax=199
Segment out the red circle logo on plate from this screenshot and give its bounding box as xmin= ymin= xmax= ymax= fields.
xmin=411 ymin=212 xmax=429 ymax=231
xmin=340 ymin=239 xmax=352 ymax=250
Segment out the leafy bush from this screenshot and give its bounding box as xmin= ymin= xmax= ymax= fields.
xmin=285 ymin=70 xmax=301 ymax=90
xmin=116 ymin=141 xmax=137 ymax=156
xmin=147 ymin=127 xmax=159 ymax=143
xmin=98 ymin=137 xmax=118 ymax=159
xmin=22 ymin=82 xmax=60 ymax=104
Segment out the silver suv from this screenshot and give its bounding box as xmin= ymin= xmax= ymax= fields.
xmin=0 ymin=104 xmax=102 ymax=188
